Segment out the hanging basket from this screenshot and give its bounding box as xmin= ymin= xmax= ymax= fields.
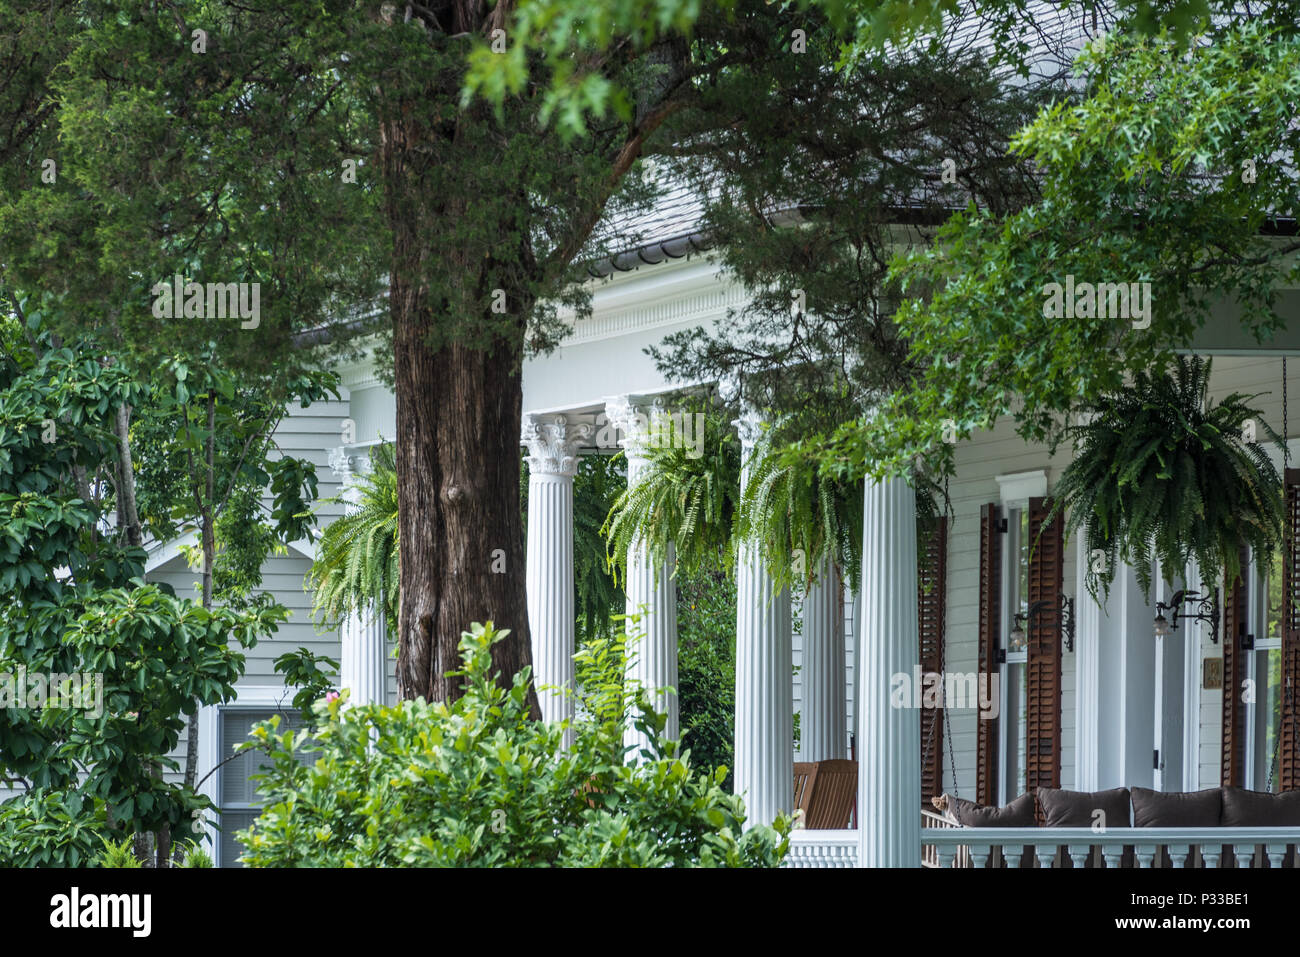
xmin=1051 ymin=356 xmax=1284 ymax=600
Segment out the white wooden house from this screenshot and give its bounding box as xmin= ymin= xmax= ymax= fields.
xmin=155 ymin=219 xmax=1300 ymax=865
xmin=152 ymin=4 xmax=1300 ymax=867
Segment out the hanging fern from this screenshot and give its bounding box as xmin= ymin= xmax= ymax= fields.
xmin=733 ymin=426 xmax=863 ymax=591
xmin=1052 ymin=355 xmax=1283 ymax=600
xmin=602 ymin=404 xmax=741 ymax=582
xmin=307 ymin=443 xmax=399 ymax=637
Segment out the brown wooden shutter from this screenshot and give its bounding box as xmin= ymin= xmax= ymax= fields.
xmin=1280 ymin=470 xmax=1300 ymax=791
xmin=918 ymin=516 xmax=947 ymax=801
xmin=1220 ymin=545 xmax=1250 ymax=787
xmin=976 ymin=504 xmax=1001 ymax=806
xmin=1025 ymin=497 xmax=1064 ymax=791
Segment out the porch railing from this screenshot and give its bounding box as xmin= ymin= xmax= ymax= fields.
xmin=784 ymin=829 xmax=858 ymax=867
xmin=784 ymin=820 xmax=1300 ymax=868
xmin=924 ymin=826 xmax=1299 ymax=867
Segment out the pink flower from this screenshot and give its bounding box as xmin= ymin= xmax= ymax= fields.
xmin=325 ymin=691 xmax=340 ymax=704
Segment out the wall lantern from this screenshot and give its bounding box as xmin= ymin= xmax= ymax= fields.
xmin=1153 ymin=588 xmax=1219 ymax=643
xmin=1009 ymin=594 xmax=1076 ymax=654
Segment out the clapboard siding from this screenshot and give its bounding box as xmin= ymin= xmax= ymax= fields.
xmin=265 ymin=396 xmax=352 ymax=530
xmin=149 ymin=552 xmax=340 ymax=686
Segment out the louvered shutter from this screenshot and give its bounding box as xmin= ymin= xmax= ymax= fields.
xmin=1025 ymin=497 xmax=1064 ymax=791
xmin=976 ymin=504 xmax=1001 ymax=806
xmin=918 ymin=517 xmax=947 ymax=801
xmin=1280 ymin=470 xmax=1300 ymax=791
xmin=1220 ymin=545 xmax=1250 ymax=787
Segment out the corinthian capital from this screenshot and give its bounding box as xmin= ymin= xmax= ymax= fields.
xmin=732 ymin=409 xmax=766 ymax=449
xmin=603 ymin=393 xmax=668 ymax=462
xmin=522 ymin=413 xmax=592 ymax=477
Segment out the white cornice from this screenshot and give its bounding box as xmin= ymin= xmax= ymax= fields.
xmin=331 ymin=333 xmax=386 ymax=391
xmin=556 ymin=258 xmax=744 ymax=347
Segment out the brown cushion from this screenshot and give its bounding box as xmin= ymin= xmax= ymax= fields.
xmin=948 ymin=792 xmax=1037 ymax=827
xmin=1130 ymin=787 xmax=1222 ymax=827
xmin=1220 ymin=787 xmax=1300 ymax=826
xmin=1037 ymin=787 xmax=1131 ymax=828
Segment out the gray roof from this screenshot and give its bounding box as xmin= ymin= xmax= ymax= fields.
xmin=588 ymin=1 xmax=1114 ymax=274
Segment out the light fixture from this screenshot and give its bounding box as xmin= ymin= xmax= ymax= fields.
xmin=1153 ymin=588 xmax=1219 ymax=643
xmin=1010 ymin=594 xmax=1076 ymax=654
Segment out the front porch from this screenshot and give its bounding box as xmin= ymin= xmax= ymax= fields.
xmin=326 ymin=259 xmax=1300 ymax=868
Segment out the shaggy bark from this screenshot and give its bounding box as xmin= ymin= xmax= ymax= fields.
xmin=381 ymin=89 xmax=540 ymax=714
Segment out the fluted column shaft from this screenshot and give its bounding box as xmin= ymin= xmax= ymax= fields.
xmin=801 ymin=558 xmax=847 ymax=761
xmin=733 ymin=413 xmax=793 ymax=826
xmin=331 ymin=447 xmax=387 ymax=707
xmin=522 ymin=414 xmax=591 ymax=746
xmin=858 ymin=473 xmax=920 ymax=868
xmin=605 ymin=395 xmax=680 ymax=754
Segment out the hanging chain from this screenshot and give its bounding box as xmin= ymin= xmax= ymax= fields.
xmin=1267 ymin=713 xmax=1283 ymax=793
xmin=1268 ymin=357 xmax=1290 ymax=792
xmin=946 ymin=698 xmax=960 ymax=800
xmin=943 ymin=473 xmax=959 ymax=796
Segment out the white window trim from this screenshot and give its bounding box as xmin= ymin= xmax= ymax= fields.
xmin=995 ymin=469 xmax=1048 ymax=511
xmin=998 ymin=506 xmax=1029 ymax=805
xmin=197 ymin=685 xmax=300 ymax=867
xmin=1243 ymin=546 xmax=1284 ymax=791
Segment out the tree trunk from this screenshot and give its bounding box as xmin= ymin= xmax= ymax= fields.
xmin=391 ymin=317 xmax=540 ymax=717
xmin=183 ymin=394 xmax=216 ymax=793
xmin=113 ymin=402 xmax=143 ymax=547
xmin=110 ymin=405 xmax=165 ymax=863
xmin=380 ymin=93 xmax=540 ymax=714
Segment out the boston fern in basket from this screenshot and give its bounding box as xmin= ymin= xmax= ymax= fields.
xmin=1053 ymin=355 xmax=1283 ymax=600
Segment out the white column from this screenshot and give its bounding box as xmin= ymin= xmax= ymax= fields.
xmin=605 ymin=395 xmax=679 ymax=753
xmin=522 ymin=413 xmax=591 ymax=745
xmin=849 ymin=583 xmax=862 ymax=759
xmin=857 ymin=473 xmax=919 ymax=868
xmin=329 ymin=447 xmax=387 ymax=707
xmin=801 ymin=557 xmax=847 ymax=761
xmin=1074 ymin=537 xmax=1103 ymax=791
xmin=1077 ymin=556 xmax=1157 ymax=790
xmin=733 ymin=411 xmax=793 ymax=826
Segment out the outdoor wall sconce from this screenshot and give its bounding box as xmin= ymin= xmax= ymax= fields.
xmin=1009 ymin=594 xmax=1076 ymax=654
xmin=1153 ymin=588 xmax=1219 ymax=643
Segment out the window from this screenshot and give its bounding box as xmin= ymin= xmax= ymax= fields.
xmin=217 ymin=707 xmax=307 ymax=867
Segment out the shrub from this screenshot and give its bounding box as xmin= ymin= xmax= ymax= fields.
xmin=95 ymin=835 xmax=143 ymax=868
xmin=238 ymin=622 xmax=790 ymax=867
xmin=0 ymin=789 xmax=110 ymax=868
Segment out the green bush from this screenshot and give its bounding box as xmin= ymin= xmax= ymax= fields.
xmin=0 ymin=789 xmax=110 ymax=868
xmin=238 ymin=622 xmax=790 ymax=867
xmin=95 ymin=835 xmax=143 ymax=868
